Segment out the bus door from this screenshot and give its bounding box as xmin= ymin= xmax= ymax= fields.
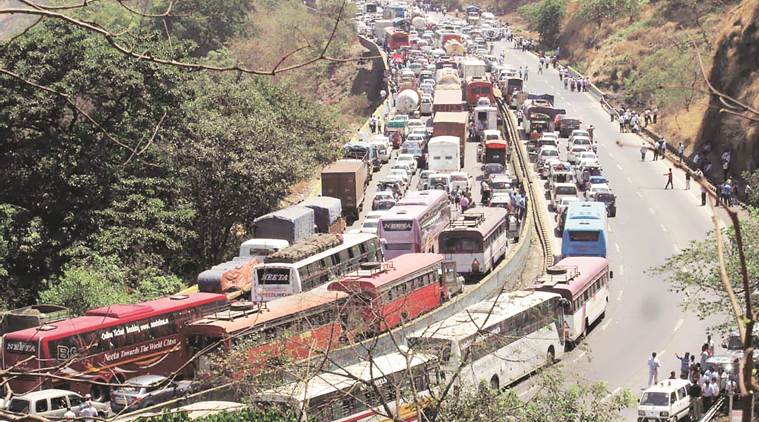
xmin=440 ymin=261 xmax=461 ymax=299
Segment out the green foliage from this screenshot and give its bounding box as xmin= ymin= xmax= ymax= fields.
xmin=158 ymin=0 xmax=252 ymax=56
xmin=139 ymin=408 xmax=294 ymax=422
xmin=38 ymin=254 xmax=133 ymax=315
xmin=742 ymin=170 xmax=759 ymax=207
xmin=436 ymin=370 xmax=635 ymax=421
xmin=518 ymin=0 xmax=566 ymax=49
xmin=578 ymin=0 xmax=644 ymax=25
xmin=651 ymin=209 xmax=759 ymax=332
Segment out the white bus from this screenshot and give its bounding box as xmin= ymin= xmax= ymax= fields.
xmin=407 ymin=290 xmax=565 ymax=390
xmin=252 ymin=233 xmax=382 ymax=302
xmin=535 ymin=257 xmax=612 ymax=344
xmin=427 ymin=136 xmax=460 ymax=173
xmin=254 ymin=351 xmax=438 ymax=422
xmin=438 ymin=207 xmax=510 ymax=281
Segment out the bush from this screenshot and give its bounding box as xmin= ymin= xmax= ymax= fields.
xmin=518 ymin=0 xmax=566 ymax=49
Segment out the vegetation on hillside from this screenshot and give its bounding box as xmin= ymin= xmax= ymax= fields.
xmin=518 ymin=0 xmax=567 ymax=48
xmin=0 ymin=3 xmax=347 ymax=312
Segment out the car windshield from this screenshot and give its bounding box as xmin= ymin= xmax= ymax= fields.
xmin=541 ymin=150 xmax=558 ymax=157
xmin=8 ymin=399 xmax=30 ymax=413
xmin=556 ymin=186 xmax=577 ymax=195
xmin=115 ymin=386 xmax=142 ymax=394
xmin=591 ymin=177 xmax=608 ymax=184
xmin=451 ymin=174 xmax=467 ymax=182
xmin=640 ymin=392 xmax=670 ymax=406
xmin=363 ymin=221 xmax=378 ymax=228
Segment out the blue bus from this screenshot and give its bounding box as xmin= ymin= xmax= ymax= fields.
xmin=561 ymin=217 xmax=607 ymax=258
xmin=557 ymin=201 xmax=606 ymax=233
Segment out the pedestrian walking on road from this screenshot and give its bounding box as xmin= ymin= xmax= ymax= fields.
xmin=678 ymin=142 xmax=685 ymax=162
xmin=664 ymin=169 xmax=674 ymax=190
xmin=640 ymin=143 xmax=647 ymax=161
xmin=523 ymin=67 xmax=529 ymax=81
xmin=653 ymin=106 xmax=659 ymax=124
xmin=675 ymin=352 xmax=691 ymax=379
xmin=563 ymin=77 xmax=569 ymax=89
xmin=700 ymin=185 xmax=707 ymax=206
xmin=648 ymin=352 xmax=662 ymax=386
xmin=706 ymin=334 xmax=715 ymax=356
xmin=700 ymin=344 xmax=710 ymax=368
xmin=685 ymin=171 xmax=691 ymax=190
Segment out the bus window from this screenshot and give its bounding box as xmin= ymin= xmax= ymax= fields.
xmin=568 ymin=231 xmax=600 ymax=242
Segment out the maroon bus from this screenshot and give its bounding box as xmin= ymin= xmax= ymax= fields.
xmin=1 ymin=293 xmax=227 ymax=400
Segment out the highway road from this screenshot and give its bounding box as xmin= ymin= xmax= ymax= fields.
xmin=494 ymin=39 xmax=719 ymax=415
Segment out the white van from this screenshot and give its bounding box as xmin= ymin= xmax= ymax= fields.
xmin=370 ymin=136 xmax=391 ymax=163
xmin=239 ymin=238 xmax=290 ymax=260
xmin=637 ymin=379 xmax=691 ymax=422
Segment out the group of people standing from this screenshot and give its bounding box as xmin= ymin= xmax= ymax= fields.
xmin=617 ymin=107 xmax=658 ymax=134
xmin=558 ymin=68 xmax=590 ymax=93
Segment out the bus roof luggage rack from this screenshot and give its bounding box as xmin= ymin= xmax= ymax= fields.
xmin=537 ymin=265 xmax=580 ymax=287
xmin=449 ymin=212 xmax=484 ymax=228
xmin=345 ymin=261 xmax=395 ymax=279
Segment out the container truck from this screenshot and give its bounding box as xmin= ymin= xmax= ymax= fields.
xmin=321 ymin=160 xmax=368 ymax=222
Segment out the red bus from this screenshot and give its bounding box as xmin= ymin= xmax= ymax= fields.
xmin=182 ymin=287 xmax=348 ymax=372
xmin=465 ymin=77 xmax=495 ymax=108
xmin=327 ymin=254 xmax=458 ymax=335
xmin=484 ymin=139 xmax=508 ymax=165
xmin=1 ymin=293 xmax=227 ymax=399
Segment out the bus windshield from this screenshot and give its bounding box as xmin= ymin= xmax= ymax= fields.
xmin=440 ymin=233 xmax=482 ymax=253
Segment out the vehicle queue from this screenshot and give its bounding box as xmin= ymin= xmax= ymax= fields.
xmin=0 ymin=2 xmax=621 ymax=421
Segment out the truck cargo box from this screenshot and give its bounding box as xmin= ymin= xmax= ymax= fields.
xmin=253 ymin=206 xmax=315 ymax=245
xmin=321 ymin=160 xmax=367 ymax=221
xmin=302 ymin=196 xmax=346 ymax=234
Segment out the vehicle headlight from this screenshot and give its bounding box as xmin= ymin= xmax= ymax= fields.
xmin=638 ymin=410 xmax=645 ymax=416
xmin=660 ymin=411 xmax=669 ymax=417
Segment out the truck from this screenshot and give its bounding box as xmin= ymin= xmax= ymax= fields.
xmin=374 ymin=19 xmax=394 ymax=42
xmin=301 ymin=196 xmax=347 ymax=234
xmin=460 ymin=58 xmax=487 ymax=81
xmin=253 ymin=205 xmax=315 ymax=245
xmin=432 ymin=111 xmax=469 ymax=168
xmin=321 ymin=160 xmax=369 ymax=222
xmin=433 ymin=89 xmax=464 ymax=113
xmin=395 ymin=89 xmax=420 ymax=114
xmin=427 ymin=136 xmax=461 ymax=173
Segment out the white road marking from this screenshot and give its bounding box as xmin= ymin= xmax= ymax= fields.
xmin=673 ymin=243 xmax=681 ymax=253
xmin=660 ymin=224 xmax=668 ymax=232
xmin=636 ymin=191 xmax=643 ymax=198
xmin=648 ymin=207 xmax=656 ymax=215
xmin=627 ymin=176 xmax=633 ymax=184
xmin=618 ymin=265 xmax=624 ymax=276
xmin=660 ymin=349 xmax=667 ymax=355
xmin=608 ymin=225 xmax=613 ymax=233
xmin=673 ymin=318 xmax=685 ymax=333
xmin=615 ymin=243 xmax=621 ymax=253
xmin=518 ymin=385 xmax=539 ymax=398
xmin=616 ymin=163 xmax=623 ymax=170
xmin=608 ymin=152 xmax=615 ymax=159
xmin=617 ymin=290 xmax=623 ymax=302
xmin=601 ymin=319 xmax=613 ymax=331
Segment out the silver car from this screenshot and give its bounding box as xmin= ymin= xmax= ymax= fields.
xmin=110 ymin=375 xmax=194 ymax=413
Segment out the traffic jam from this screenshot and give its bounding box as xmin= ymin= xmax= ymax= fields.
xmin=0 ymin=2 xmax=625 ymax=421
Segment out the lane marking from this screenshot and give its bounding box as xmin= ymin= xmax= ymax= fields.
xmin=660 ymin=223 xmax=668 ymax=232
xmin=601 ymin=319 xmax=613 ymax=331
xmin=608 ymin=152 xmax=615 ymax=159
xmin=636 ymin=191 xmax=644 ymax=198
xmin=618 ymin=265 xmax=624 ymax=276
xmin=615 ymin=243 xmax=621 ymax=253
xmin=573 ymin=351 xmax=587 ymax=362
xmin=648 ymin=207 xmax=656 ymax=215
xmin=616 ymin=163 xmax=623 ymax=170
xmin=660 ymin=349 xmax=667 ymax=355
xmin=673 ymin=243 xmax=681 ymax=253
xmin=617 ymin=290 xmax=623 ymax=302
xmin=673 ymin=318 xmax=685 ymax=333
xmin=608 ymin=225 xmax=613 ymax=233
xmin=627 ymin=176 xmax=633 ymax=184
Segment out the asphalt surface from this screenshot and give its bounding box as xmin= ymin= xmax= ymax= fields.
xmin=494 ymin=40 xmax=720 ymax=416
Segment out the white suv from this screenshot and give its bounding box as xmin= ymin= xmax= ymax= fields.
xmin=6 ymin=389 xmax=109 ymax=419
xmin=637 ymin=379 xmax=691 ymax=422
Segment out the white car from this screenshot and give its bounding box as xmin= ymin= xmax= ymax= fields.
xmin=396 ymin=153 xmax=418 ymax=173
xmin=489 ymin=192 xmax=512 ymax=209
xmin=371 ymin=191 xmax=397 ymax=210
xmin=418 ymin=170 xmax=435 ymax=190
xmin=6 ymin=390 xmax=110 ymax=419
xmin=406 ymin=119 xmax=426 ymax=133
xmin=537 ymin=146 xmax=560 ymax=166
xmin=567 ymin=130 xmax=590 ymax=144
xmin=554 ymin=196 xmax=581 ymax=216
xmin=567 ymin=145 xmax=590 ymax=164
xmin=388 ymin=169 xmax=410 ymax=185
xmin=550 ymin=183 xmax=578 ymax=211
xmin=391 ymin=162 xmax=414 ymax=179
xmin=586 ymin=184 xmax=613 ymax=200
xmin=450 ymin=171 xmax=471 ymax=193
xmin=428 ymin=173 xmax=451 ymax=191
xmin=567 ymin=136 xmax=592 ymax=153
xmin=420 ymin=95 xmax=433 ymax=115
xmin=638 ymin=379 xmax=691 ymax=422
xmin=577 ymin=151 xmax=598 ymax=163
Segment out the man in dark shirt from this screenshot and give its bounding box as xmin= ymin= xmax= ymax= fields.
xmin=689 ymin=382 xmax=703 ymax=420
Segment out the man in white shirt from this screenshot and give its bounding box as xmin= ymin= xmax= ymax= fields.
xmin=702 ymin=379 xmax=714 ymax=409
xmin=80 ymin=401 xmax=98 ymax=422
xmin=647 ymin=352 xmax=661 ymax=386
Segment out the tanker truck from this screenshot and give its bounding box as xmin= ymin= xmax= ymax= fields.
xmin=395 ymin=89 xmax=420 ymax=115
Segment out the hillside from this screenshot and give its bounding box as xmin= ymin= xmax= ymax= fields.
xmin=511 ymin=0 xmax=759 ymax=187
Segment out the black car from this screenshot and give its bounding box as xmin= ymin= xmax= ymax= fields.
xmin=593 ymin=192 xmax=617 ymax=217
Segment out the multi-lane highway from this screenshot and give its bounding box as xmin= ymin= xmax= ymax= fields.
xmin=494 ymin=38 xmax=719 ymax=414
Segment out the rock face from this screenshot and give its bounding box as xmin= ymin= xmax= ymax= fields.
xmin=695 ymin=0 xmax=759 ymax=181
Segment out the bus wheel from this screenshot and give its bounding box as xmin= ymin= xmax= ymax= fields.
xmin=489 ymin=375 xmax=499 ymax=391
xmin=546 ymin=346 xmax=556 ymax=366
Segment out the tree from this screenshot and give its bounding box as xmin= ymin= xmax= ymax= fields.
xmin=651 ymin=208 xmax=759 ymax=333
xmin=518 ymin=0 xmax=566 ymax=49
xmin=578 ymin=0 xmax=642 ymax=25
xmin=160 ymin=0 xmax=252 ymax=56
